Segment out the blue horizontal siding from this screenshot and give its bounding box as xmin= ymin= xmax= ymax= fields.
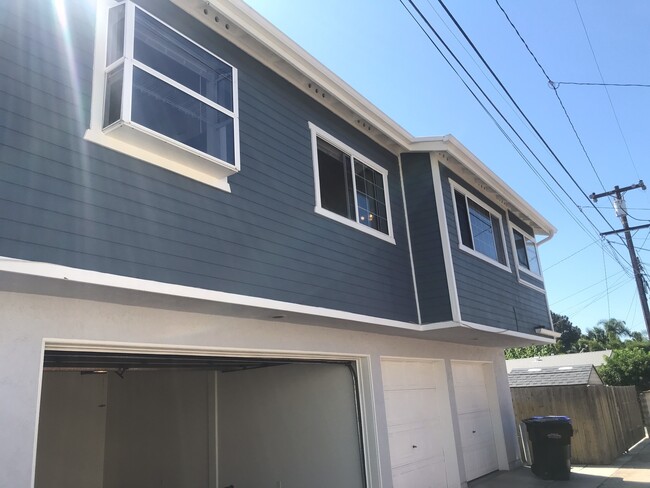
xmin=0 ymin=0 xmax=418 ymax=321
xmin=438 ymin=163 xmax=551 ymax=333
xmin=401 ymin=153 xmax=452 ymax=323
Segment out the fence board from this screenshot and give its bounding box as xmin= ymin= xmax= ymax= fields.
xmin=511 ymin=385 xmax=644 ymax=465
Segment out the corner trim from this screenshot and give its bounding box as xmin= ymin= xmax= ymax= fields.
xmin=399 ymin=155 xmax=422 ymax=324
xmin=430 ymin=158 xmax=461 ymax=322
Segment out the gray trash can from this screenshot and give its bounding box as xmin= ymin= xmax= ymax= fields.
xmin=523 ymin=416 xmax=573 ymax=480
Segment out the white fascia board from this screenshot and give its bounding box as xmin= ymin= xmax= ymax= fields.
xmin=412 ymin=136 xmax=557 ymax=239
xmin=0 ymin=257 xmax=552 ymax=346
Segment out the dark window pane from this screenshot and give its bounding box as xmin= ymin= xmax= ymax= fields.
xmin=354 ymin=162 xmax=388 ymax=234
xmin=468 ymin=201 xmax=498 ymax=261
xmin=454 ymin=191 xmax=473 ymax=248
xmin=317 ymin=139 xmax=355 ymax=220
xmin=526 ymin=239 xmax=541 ymax=274
xmin=106 ymin=4 xmax=125 ymax=66
xmin=513 ymin=230 xmax=529 ymax=268
xmin=134 ymin=8 xmax=233 ymax=110
xmin=103 ymin=67 xmax=123 ymax=128
xmin=491 ymin=215 xmax=506 ymax=264
xmin=131 ymin=68 xmax=234 ymax=164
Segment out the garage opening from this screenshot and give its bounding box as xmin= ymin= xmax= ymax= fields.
xmin=35 ymin=351 xmax=367 ymax=488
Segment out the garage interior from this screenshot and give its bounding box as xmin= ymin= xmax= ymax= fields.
xmin=35 ymin=351 xmax=366 ymax=488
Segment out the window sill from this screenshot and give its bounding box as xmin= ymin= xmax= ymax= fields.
xmin=458 ymin=243 xmax=512 ymax=273
xmin=84 ymin=123 xmax=237 ymax=192
xmin=518 ymin=265 xmax=543 ymax=280
xmin=518 ymin=278 xmax=546 ymax=294
xmin=314 ymin=206 xmax=396 ymax=245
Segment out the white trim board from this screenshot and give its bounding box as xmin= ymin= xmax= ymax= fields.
xmin=309 ymin=122 xmax=396 ymax=244
xmin=0 ymin=257 xmax=554 ymax=345
xmin=38 ymin=339 xmax=381 ymax=488
xmin=430 ymin=158 xmax=461 ymax=323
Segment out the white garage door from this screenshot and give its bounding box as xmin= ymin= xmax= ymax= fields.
xmin=452 ymin=361 xmax=499 ymax=481
xmin=381 ymin=359 xmax=449 ymax=488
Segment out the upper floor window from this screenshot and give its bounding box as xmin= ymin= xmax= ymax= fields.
xmin=512 ymin=228 xmax=541 ymax=276
xmin=452 ymin=185 xmax=509 ymax=270
xmin=86 ymin=1 xmax=239 ymax=191
xmin=309 ymin=123 xmax=394 ymax=244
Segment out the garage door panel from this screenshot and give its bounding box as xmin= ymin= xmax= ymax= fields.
xmin=462 ymin=445 xmax=499 ymax=482
xmin=457 ymin=411 xmax=495 ymax=447
xmin=385 ymin=388 xmax=439 ymax=426
xmin=452 ymin=361 xmax=499 ymax=482
xmin=454 ymin=385 xmax=489 ymax=415
xmin=388 ymin=422 xmax=444 ymax=467
xmin=382 ymin=360 xmax=437 ymax=390
xmin=382 ymin=359 xmax=450 ymax=488
xmin=392 ymin=457 xmax=448 ymax=488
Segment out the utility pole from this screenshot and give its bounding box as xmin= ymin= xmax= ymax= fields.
xmin=590 ymin=181 xmax=650 ymax=338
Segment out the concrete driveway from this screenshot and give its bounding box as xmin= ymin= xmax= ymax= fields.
xmin=470 ymin=437 xmax=650 ymax=487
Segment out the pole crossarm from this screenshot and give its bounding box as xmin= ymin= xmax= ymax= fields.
xmin=590 ymin=181 xmax=650 ymax=337
xmin=590 ymin=180 xmax=645 ymax=202
xmin=600 ymin=223 xmax=650 ymax=237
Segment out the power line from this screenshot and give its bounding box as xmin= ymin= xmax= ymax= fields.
xmin=550 ymin=268 xmax=627 ymax=306
xmin=544 ymin=241 xmax=597 ymax=270
xmin=573 ymin=0 xmax=642 ymax=181
xmin=428 ymin=0 xmax=632 ymax=266
xmin=398 ymin=0 xmax=620 ymax=267
xmin=554 ymin=81 xmax=650 ymax=89
xmin=493 ymin=0 xmax=606 ymax=191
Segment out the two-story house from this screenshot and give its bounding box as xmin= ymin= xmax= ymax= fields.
xmin=0 ymin=0 xmax=558 ymax=487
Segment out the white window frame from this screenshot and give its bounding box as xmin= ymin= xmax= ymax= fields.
xmin=309 ymin=122 xmax=395 ymax=244
xmin=450 ymin=180 xmax=511 ymax=272
xmin=510 ymin=223 xmax=543 ymax=279
xmin=85 ymin=0 xmax=240 ymax=192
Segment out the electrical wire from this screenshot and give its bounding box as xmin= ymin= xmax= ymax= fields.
xmin=418 ymin=0 xmax=632 ymax=270
xmin=550 ymin=268 xmax=627 ymax=306
xmin=401 ymin=0 xmax=633 ymax=280
xmin=554 ymin=81 xmax=650 ymax=89
xmin=544 ymin=241 xmax=597 ymax=270
xmin=492 ymin=0 xmax=609 ymax=193
xmin=573 ymin=0 xmax=642 ymax=181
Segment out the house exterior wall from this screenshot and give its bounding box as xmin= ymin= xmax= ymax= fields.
xmin=0 ymin=0 xmax=418 ymax=323
xmin=0 ymin=290 xmax=520 ymax=488
xmin=438 ymin=163 xmax=551 ymax=334
xmin=401 ymin=152 xmax=453 ymax=324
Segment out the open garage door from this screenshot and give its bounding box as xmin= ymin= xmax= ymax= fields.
xmin=35 ymin=351 xmax=367 ymax=488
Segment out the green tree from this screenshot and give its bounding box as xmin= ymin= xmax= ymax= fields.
xmin=579 ymin=318 xmax=632 ymax=351
xmin=598 ymin=347 xmax=650 ymax=391
xmin=504 ymin=312 xmax=578 ymax=359
xmin=551 ymin=312 xmax=582 ymax=353
xmin=504 ymin=343 xmax=558 ymax=360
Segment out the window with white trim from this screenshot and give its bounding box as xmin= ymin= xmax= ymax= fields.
xmin=453 ymin=187 xmax=508 ymax=267
xmin=512 ymin=228 xmax=541 ymax=275
xmin=310 ymin=123 xmax=394 ymax=243
xmin=87 ymin=1 xmax=239 ymax=189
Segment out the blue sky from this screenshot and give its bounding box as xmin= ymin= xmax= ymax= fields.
xmin=245 ymin=0 xmax=650 ymax=336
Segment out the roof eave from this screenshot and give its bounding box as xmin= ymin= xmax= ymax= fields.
xmin=172 ymin=0 xmax=556 ymax=238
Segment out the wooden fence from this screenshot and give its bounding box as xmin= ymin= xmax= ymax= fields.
xmin=511 ymin=385 xmax=645 ymax=465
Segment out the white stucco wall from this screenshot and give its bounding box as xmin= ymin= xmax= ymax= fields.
xmin=0 ymin=290 xmax=519 ymax=488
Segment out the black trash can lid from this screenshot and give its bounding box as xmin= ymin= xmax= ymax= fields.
xmin=524 ymin=416 xmax=571 ymax=424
